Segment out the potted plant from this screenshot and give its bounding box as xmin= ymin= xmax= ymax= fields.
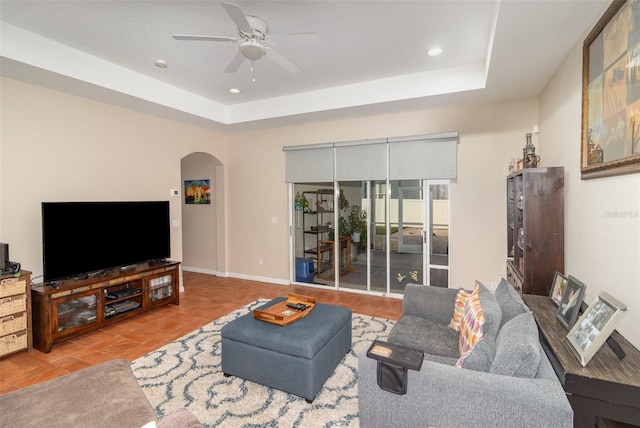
xmin=337 ymin=215 xmax=351 ymax=238
xmin=348 ymin=205 xmax=367 ymax=250
xmin=294 ymin=192 xmax=309 ymax=211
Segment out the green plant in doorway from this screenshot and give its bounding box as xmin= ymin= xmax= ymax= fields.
xmin=348 ymin=205 xmax=367 ymax=248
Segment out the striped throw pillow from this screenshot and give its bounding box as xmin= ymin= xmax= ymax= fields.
xmin=449 ymin=288 xmax=472 ymax=331
xmin=456 ymin=283 xmax=486 ymax=367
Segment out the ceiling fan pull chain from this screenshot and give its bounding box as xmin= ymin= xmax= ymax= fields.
xmin=251 ymin=60 xmax=256 ymax=82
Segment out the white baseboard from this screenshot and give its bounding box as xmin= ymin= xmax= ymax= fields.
xmin=182 ymin=266 xmax=219 ymax=276
xmin=227 ymin=272 xmax=290 ymax=286
xmin=182 ymin=266 xmax=290 ymax=286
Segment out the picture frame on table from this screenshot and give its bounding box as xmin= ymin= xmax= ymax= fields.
xmin=581 ymin=0 xmax=640 ymax=179
xmin=549 ymin=271 xmax=567 ymax=306
xmin=567 ymin=291 xmax=628 ymax=367
xmin=556 ymin=275 xmax=586 ymax=330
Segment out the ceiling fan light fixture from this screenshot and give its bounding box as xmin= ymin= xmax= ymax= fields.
xmin=239 ymin=40 xmax=266 ymax=60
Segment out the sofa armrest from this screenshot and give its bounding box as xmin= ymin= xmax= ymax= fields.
xmin=402 ymin=284 xmax=458 ymax=325
xmin=358 ymin=350 xmax=573 ymax=428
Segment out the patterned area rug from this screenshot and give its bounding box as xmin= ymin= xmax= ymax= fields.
xmin=131 ymin=300 xmax=393 ymax=427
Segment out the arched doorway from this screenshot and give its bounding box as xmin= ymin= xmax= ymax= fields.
xmin=180 ymin=152 xmax=225 ymax=275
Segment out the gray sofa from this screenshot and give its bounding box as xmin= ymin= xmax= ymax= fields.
xmin=358 ymin=280 xmax=573 ymax=428
xmin=0 ymin=359 xmax=201 ymax=428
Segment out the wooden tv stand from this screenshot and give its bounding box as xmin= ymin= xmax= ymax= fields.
xmin=31 ymin=261 xmax=180 ymax=353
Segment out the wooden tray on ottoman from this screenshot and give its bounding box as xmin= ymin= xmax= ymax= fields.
xmin=253 ymin=293 xmax=316 ymax=326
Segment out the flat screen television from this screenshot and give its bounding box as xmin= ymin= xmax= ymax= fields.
xmin=42 ymin=201 xmax=170 ymax=283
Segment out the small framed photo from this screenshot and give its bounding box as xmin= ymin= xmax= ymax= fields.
xmin=567 ymin=292 xmax=628 ymax=367
xmin=556 ymin=275 xmax=586 ymax=330
xmin=549 ymin=272 xmax=567 ymax=306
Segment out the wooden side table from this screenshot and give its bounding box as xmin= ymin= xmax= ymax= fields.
xmin=523 ymin=294 xmax=640 ymax=427
xmin=317 ymin=236 xmax=351 ymax=279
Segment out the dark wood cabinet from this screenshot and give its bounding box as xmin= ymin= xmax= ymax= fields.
xmin=31 ymin=261 xmax=179 ymax=353
xmin=506 ymin=167 xmax=564 ymax=295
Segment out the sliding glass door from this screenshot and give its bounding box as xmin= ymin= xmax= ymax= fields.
xmin=428 ymin=182 xmax=449 ymax=287
xmin=286 ymin=132 xmax=456 ymax=295
xmin=291 ymin=180 xmax=449 ymax=295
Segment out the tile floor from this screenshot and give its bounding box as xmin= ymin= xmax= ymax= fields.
xmin=0 ymin=271 xmax=402 ymax=394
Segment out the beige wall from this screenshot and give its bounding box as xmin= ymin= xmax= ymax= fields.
xmin=225 ymin=98 xmax=540 ymax=288
xmin=1 ymin=75 xmax=539 ymax=293
xmin=0 ymin=77 xmax=228 ymax=286
xmin=540 ymin=42 xmax=640 ymax=349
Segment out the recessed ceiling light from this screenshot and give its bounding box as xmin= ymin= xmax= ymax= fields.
xmin=426 ymin=48 xmax=443 ymax=57
xmin=154 ymin=59 xmax=168 ymax=68
xmin=228 ymin=88 xmax=241 ymax=94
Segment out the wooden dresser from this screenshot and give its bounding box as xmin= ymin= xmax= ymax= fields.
xmin=523 ymin=294 xmax=640 ymax=427
xmin=0 ymin=270 xmax=32 ymax=357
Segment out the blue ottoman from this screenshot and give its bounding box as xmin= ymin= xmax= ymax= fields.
xmin=221 ymin=297 xmax=352 ymax=402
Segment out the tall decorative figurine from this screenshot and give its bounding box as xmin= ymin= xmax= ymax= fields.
xmin=523 ymin=133 xmax=540 ymax=168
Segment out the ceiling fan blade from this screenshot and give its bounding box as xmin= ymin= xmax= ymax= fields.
xmin=265 ymin=48 xmax=301 ymax=74
xmin=173 ymin=34 xmax=237 ymax=42
xmin=225 ymin=51 xmax=246 ymax=73
xmin=222 ymin=2 xmax=253 ymax=35
xmin=271 ymin=32 xmax=317 ymax=37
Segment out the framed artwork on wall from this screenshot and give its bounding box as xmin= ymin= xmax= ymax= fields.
xmin=549 ymin=271 xmax=567 ymax=306
xmin=581 ymin=0 xmax=640 ymax=179
xmin=556 ymin=275 xmax=587 ymax=330
xmin=567 ymin=291 xmax=628 ymax=367
xmin=184 ymin=179 xmax=211 ymax=205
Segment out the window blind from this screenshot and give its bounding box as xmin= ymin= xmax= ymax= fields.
xmin=284 ymin=132 xmax=458 ymax=182
xmin=334 ymin=138 xmax=387 ymax=181
xmin=284 ymin=144 xmax=333 ymax=183
xmin=388 ymin=132 xmax=458 ymax=180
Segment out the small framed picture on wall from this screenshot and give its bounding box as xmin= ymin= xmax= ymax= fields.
xmin=556 ymin=275 xmax=586 ymax=330
xmin=184 ymin=179 xmax=211 ymax=205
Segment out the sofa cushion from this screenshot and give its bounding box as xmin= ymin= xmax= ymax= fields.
xmin=495 ymin=278 xmax=529 ymax=327
xmin=456 ymin=281 xmax=502 ymax=371
xmin=458 ymin=335 xmax=496 ymax=372
xmin=448 ymin=288 xmax=472 ymax=331
xmin=476 ymin=280 xmax=502 ymax=339
xmin=490 ymin=312 xmax=541 ymax=378
xmin=388 ymin=314 xmax=459 ymax=359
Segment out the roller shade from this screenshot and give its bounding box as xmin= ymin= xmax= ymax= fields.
xmin=389 ymin=132 xmax=458 ymax=180
xmin=334 ymin=139 xmax=387 ymax=181
xmin=284 ymin=144 xmax=333 ymax=183
xmin=284 ymin=132 xmax=458 ymax=182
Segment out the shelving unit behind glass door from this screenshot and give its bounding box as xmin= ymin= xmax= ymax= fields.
xmin=302 ymin=189 xmax=334 ymax=276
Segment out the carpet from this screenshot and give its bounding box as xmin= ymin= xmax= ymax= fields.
xmin=131 ymin=300 xmax=394 ymax=427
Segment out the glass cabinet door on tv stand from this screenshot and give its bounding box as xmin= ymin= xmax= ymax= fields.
xmin=54 ymin=290 xmax=99 ymax=333
xmin=146 ymin=272 xmax=175 ymax=307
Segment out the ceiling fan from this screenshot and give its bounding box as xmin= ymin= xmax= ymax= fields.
xmin=173 ymin=2 xmax=304 ymax=78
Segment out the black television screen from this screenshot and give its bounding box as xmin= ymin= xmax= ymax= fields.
xmin=42 ymin=201 xmax=170 ymax=283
